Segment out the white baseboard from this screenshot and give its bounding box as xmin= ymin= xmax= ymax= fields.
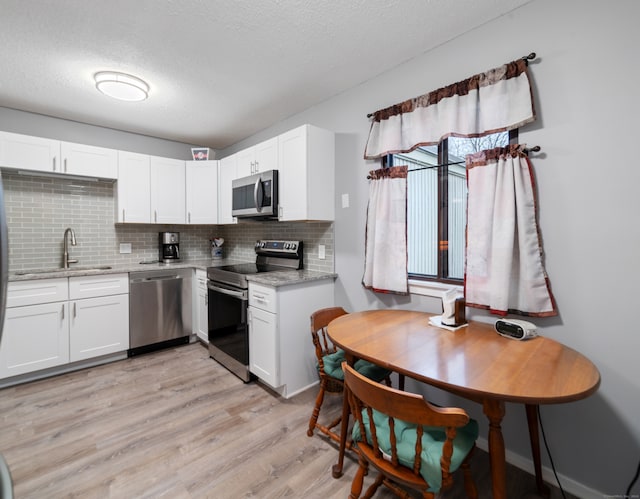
xmin=476 ymin=437 xmax=603 ymax=499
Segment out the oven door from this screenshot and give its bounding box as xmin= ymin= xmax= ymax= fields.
xmin=207 ymin=281 xmax=251 ymax=382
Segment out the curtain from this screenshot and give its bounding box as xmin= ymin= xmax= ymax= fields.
xmin=364 ymin=58 xmax=535 ymax=159
xmin=465 ymin=145 xmax=557 ymax=317
xmin=362 ymin=166 xmax=408 ymax=295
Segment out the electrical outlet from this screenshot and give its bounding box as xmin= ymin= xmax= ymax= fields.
xmin=318 ymin=245 xmax=326 ymax=259
xmin=119 ymin=243 xmax=132 ymax=254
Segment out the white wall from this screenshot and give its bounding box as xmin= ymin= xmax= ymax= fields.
xmin=0 ymin=106 xmax=200 ymax=159
xmin=220 ymin=0 xmax=640 ymax=496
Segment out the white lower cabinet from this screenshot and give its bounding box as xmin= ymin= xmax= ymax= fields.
xmin=249 ymin=306 xmax=278 ymax=387
xmin=194 ymin=269 xmax=208 ymax=343
xmin=69 ymin=293 xmax=129 ymax=362
xmin=0 ymin=301 xmax=69 ymax=378
xmin=1 ymin=274 xmax=129 ymax=381
xmin=248 ymin=279 xmax=333 ymax=398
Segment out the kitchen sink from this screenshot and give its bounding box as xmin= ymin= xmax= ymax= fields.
xmin=14 ymin=265 xmax=113 ymax=276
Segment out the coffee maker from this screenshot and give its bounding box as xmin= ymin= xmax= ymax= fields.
xmin=159 ymin=232 xmax=180 ymax=263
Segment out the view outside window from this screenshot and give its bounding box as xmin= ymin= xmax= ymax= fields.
xmin=393 ymin=132 xmax=509 ymax=281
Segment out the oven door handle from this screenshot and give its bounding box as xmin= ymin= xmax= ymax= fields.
xmin=207 ymin=282 xmax=248 ymax=300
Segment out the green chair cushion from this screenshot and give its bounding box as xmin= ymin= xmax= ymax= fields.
xmin=322 ymin=349 xmax=390 ymax=382
xmin=352 ymin=408 xmax=478 ymax=492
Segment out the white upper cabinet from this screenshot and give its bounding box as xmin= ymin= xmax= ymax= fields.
xmin=0 ymin=132 xmax=117 ymax=179
xmin=60 ymin=141 xmax=118 ymax=179
xmin=150 ymin=156 xmax=186 ymax=224
xmin=117 ymin=151 xmax=151 ymax=223
xmin=186 ymin=160 xmax=218 ymax=224
xmin=218 ymin=153 xmax=237 ymax=225
xmin=278 ymin=124 xmax=335 ymax=221
xmin=236 ymin=136 xmax=278 ymax=177
xmin=0 ymin=131 xmax=60 ymax=173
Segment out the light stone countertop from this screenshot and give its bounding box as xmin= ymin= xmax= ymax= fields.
xmin=9 ymin=259 xmax=337 ymax=287
xmin=246 ymin=269 xmax=337 ymax=287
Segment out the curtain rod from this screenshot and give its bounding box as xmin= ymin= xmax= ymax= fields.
xmin=405 ymin=146 xmax=541 ymax=173
xmin=366 ymin=52 xmax=537 ymax=119
xmin=368 ymin=146 xmax=541 ymax=178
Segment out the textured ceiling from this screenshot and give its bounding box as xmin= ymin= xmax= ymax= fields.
xmin=0 ymin=0 xmax=530 ymax=149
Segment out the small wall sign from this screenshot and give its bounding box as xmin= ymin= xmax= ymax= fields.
xmin=191 ymin=147 xmax=210 ymax=161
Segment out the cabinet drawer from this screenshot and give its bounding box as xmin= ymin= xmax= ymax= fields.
xmin=7 ymin=278 xmax=69 ymax=307
xmin=195 ymin=269 xmax=207 ymax=290
xmin=249 ymin=283 xmax=277 ymax=313
xmin=69 ymin=274 xmax=129 ymax=299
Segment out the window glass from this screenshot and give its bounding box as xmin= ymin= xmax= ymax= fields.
xmin=392 ymin=132 xmax=509 ymax=282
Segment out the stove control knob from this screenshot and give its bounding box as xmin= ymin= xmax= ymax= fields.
xmin=284 ymin=243 xmax=290 ymax=249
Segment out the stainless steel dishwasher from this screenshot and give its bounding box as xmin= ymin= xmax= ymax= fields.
xmin=129 ymin=268 xmax=192 ymax=356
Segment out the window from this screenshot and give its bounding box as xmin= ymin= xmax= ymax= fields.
xmin=387 ymin=131 xmax=512 ymax=283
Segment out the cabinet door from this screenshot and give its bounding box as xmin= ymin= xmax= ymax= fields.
xmin=236 ymin=137 xmax=278 ymax=177
xmin=254 ymin=137 xmax=278 ymax=173
xmin=278 ymin=125 xmax=335 ymax=221
xmin=248 ymin=306 xmax=279 ymax=387
xmin=218 ymin=154 xmax=237 ymax=224
xmin=117 ymin=151 xmax=151 ymax=223
xmin=150 ymin=156 xmax=186 ymax=224
xmin=0 ymin=302 xmax=69 ymax=378
xmin=61 ymin=142 xmax=118 ymax=179
xmin=69 ymin=294 xmax=129 ymax=362
xmin=236 ymin=147 xmax=255 ymax=178
xmin=0 ymin=131 xmax=60 ymax=173
xmin=195 ymin=270 xmax=208 ymax=343
xmin=278 ymin=126 xmax=308 ymax=221
xmin=186 ymin=160 xmax=218 ymax=224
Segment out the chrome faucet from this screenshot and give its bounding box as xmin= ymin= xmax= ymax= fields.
xmin=63 ymin=228 xmax=78 ymax=269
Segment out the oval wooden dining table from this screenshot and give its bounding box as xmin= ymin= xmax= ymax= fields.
xmin=327 ymin=309 xmax=600 ymax=499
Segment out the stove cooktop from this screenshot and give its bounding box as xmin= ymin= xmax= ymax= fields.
xmin=207 ymin=239 xmax=303 ymax=289
xmin=213 ymin=263 xmax=290 ymax=275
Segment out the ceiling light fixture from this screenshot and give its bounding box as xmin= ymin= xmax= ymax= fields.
xmin=94 ymin=71 xmax=149 ymax=102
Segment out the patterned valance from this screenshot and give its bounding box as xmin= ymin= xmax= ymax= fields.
xmin=364 ymin=58 xmax=536 ymax=159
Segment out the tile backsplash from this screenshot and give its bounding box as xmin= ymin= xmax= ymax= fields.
xmin=3 ymin=171 xmax=334 ymax=272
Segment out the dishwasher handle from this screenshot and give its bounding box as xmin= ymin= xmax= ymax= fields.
xmin=130 ymin=275 xmax=183 ymax=284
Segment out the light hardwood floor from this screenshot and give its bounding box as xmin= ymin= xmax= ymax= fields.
xmin=0 ymin=343 xmax=575 ymax=498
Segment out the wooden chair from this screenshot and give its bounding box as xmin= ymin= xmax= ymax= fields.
xmin=342 ymin=361 xmax=478 ymax=499
xmin=307 ymin=307 xmax=390 ymax=446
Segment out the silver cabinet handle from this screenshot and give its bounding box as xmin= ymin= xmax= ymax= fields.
xmin=188 ymin=212 xmax=191 ymax=223
xmin=154 ymin=210 xmax=157 ymax=223
xmin=61 ymin=303 xmax=65 ymax=320
xmin=122 ymin=209 xmax=125 ymax=222
xmin=73 ymin=302 xmax=77 ymax=318
xmin=53 ymin=157 xmax=57 ymax=171
xmin=64 ymin=158 xmax=67 ymax=173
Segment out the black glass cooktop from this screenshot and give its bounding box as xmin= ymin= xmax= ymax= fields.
xmin=214 ymin=263 xmax=288 ymax=275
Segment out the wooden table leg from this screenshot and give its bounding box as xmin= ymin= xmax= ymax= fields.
xmin=526 ymin=404 xmax=551 ymax=498
xmin=483 ymin=398 xmax=507 ymax=499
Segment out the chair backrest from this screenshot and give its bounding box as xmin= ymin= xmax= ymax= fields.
xmin=310 ymin=307 xmax=348 ymax=366
xmin=342 ymin=361 xmax=470 ymax=489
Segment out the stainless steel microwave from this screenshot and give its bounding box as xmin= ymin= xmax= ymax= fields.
xmin=232 ymin=169 xmax=279 ymax=219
